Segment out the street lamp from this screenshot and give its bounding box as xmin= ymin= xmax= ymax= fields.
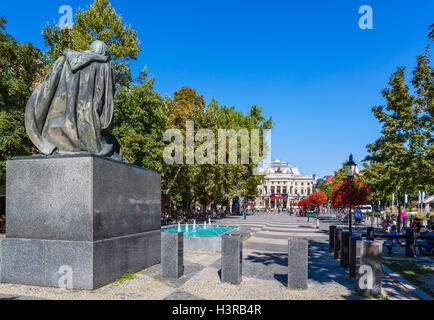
xmin=345 ymin=154 xmax=357 ymax=235
xmin=345 ymin=154 xmax=357 ymax=179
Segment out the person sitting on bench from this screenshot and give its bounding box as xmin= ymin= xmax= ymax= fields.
xmin=384 ymin=225 xmax=399 ymax=253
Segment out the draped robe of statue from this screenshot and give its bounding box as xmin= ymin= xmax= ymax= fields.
xmin=25 ymin=46 xmax=123 ymax=160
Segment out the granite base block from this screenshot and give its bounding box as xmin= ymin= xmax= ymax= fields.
xmin=334 ymin=229 xmax=342 ymax=260
xmin=340 ymin=231 xmax=350 ymax=268
xmin=2 ymin=155 xmax=162 ymax=290
xmin=161 ymin=232 xmax=184 ymax=279
xmin=355 ymin=240 xmax=383 ymax=296
xmin=287 ymin=238 xmax=308 ymax=290
xmin=5 ymin=155 xmax=161 ymax=242
xmin=221 ymin=234 xmax=242 ymax=285
xmin=1 ymin=230 xmax=161 ymax=290
xmin=329 ymin=225 xmax=336 ymax=253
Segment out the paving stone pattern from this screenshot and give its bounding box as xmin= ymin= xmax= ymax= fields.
xmin=0 ymin=214 xmax=420 ymax=300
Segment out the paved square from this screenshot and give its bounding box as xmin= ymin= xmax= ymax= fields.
xmin=0 ymin=214 xmax=420 ymax=300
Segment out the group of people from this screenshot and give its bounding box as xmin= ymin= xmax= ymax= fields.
xmin=161 ymin=208 xmax=233 ymax=225
xmin=381 ymin=215 xmax=424 ymax=233
xmin=265 ymin=207 xmax=297 ymax=215
xmin=383 ymin=215 xmax=433 ymax=254
xmin=336 ymin=208 xmax=365 ymax=226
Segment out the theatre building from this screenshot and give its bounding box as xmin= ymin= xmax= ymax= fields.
xmin=254 ymin=160 xmax=316 ymax=210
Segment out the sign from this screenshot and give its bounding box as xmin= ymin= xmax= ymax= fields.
xmin=270 ymin=194 xmax=288 ymax=199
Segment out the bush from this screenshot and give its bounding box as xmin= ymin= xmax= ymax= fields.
xmin=365 ymin=212 xmax=382 ymax=217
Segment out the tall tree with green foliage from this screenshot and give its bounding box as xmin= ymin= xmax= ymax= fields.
xmin=0 ymin=17 xmax=43 ymax=187
xmin=113 ymin=70 xmax=169 ymax=172
xmin=162 ymin=86 xmax=273 ymax=214
xmin=42 ymin=0 xmax=141 ymax=86
xmin=364 ymin=49 xmax=434 ymax=227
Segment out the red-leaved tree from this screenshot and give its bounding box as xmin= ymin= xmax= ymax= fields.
xmin=309 ymin=191 xmax=328 ymax=206
xmin=329 ymin=179 xmax=370 ymax=209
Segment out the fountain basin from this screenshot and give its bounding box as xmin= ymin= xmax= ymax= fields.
xmin=162 ymin=225 xmax=248 ymax=252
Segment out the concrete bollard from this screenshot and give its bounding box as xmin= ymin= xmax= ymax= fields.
xmin=287 ymin=238 xmax=308 ymax=290
xmin=349 ymin=235 xmax=361 ymax=279
xmin=366 ymin=227 xmax=375 ymax=241
xmin=221 ymin=233 xmax=243 ymax=284
xmin=329 ymin=225 xmax=337 ymax=253
xmin=340 ymin=231 xmax=350 ymax=268
xmin=161 ymin=232 xmax=184 ymax=279
xmin=355 ymin=240 xmax=383 ymax=296
xmin=334 ymin=228 xmax=342 ymax=260
xmin=405 ymin=228 xmax=415 ymax=258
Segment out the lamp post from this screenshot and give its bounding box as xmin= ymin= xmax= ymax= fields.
xmin=345 ymin=154 xmax=357 ymax=235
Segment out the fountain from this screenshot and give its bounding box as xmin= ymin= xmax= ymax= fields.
xmin=162 ymin=223 xmax=242 ymax=252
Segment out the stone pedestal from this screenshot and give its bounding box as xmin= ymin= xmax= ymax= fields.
xmin=329 ymin=225 xmax=336 ymax=253
xmin=366 ymin=227 xmax=375 ymax=241
xmin=340 ymin=231 xmax=350 ymax=268
xmin=355 ymin=240 xmax=382 ymax=296
xmin=1 ymin=155 xmax=161 ymax=290
xmin=405 ymin=229 xmax=415 ymax=258
xmin=287 ymin=238 xmax=308 ymax=290
xmin=349 ymin=235 xmax=361 ymax=279
xmin=221 ymin=234 xmax=242 ymax=285
xmin=161 ymin=232 xmax=183 ymax=278
xmin=334 ymin=228 xmax=342 ymax=260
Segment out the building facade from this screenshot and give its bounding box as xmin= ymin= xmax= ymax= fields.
xmin=255 ymin=160 xmax=316 ymax=210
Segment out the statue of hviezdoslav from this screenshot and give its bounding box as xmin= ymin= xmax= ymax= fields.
xmin=25 ymin=41 xmax=124 ymax=161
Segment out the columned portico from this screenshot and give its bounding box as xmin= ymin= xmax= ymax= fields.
xmin=255 ymin=160 xmax=315 ymax=210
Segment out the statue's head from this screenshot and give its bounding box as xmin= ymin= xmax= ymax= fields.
xmin=90 ymin=40 xmax=110 ymax=57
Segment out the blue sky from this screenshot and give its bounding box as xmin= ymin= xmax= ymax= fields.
xmin=2 ymin=0 xmax=433 ymax=177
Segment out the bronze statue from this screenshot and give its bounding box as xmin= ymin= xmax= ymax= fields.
xmin=25 ymin=41 xmax=124 ymax=160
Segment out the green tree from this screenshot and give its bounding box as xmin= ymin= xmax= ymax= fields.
xmin=364 ymin=49 xmax=434 ymax=228
xmin=42 ymin=0 xmax=141 ymax=86
xmin=113 ymin=70 xmax=169 ymax=172
xmin=0 ymin=17 xmax=43 ymax=186
xmin=162 ymin=86 xmax=273 ymax=216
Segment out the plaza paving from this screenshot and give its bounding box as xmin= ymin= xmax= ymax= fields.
xmin=0 ymin=213 xmax=421 ymax=300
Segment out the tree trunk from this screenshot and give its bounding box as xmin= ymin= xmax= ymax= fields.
xmin=397 ymin=193 xmax=402 ymax=233
xmin=164 ymin=166 xmax=182 ymax=196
